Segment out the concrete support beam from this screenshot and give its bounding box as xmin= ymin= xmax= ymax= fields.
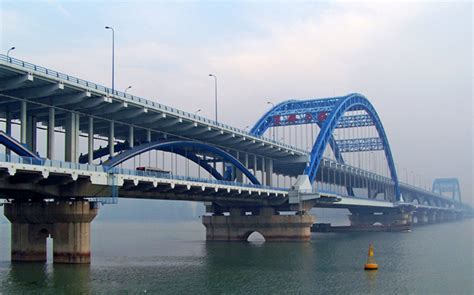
xmin=146 ymin=129 xmax=152 ymax=142
xmin=109 ymin=121 xmax=114 ymax=158
xmin=253 ymin=154 xmax=257 ymax=179
xmin=26 ymin=115 xmax=37 ymax=153
xmin=203 ymin=207 xmax=314 ymax=241
xmin=4 ymin=201 xmax=98 ymax=264
xmin=20 ymin=100 xmax=27 ymax=144
xmin=65 ymin=113 xmax=79 ymax=162
xmin=235 ymin=151 xmax=243 ymax=183
xmin=47 ymin=107 xmax=55 ymax=159
xmin=413 ymin=211 xmax=429 ymax=225
xmin=5 ymin=111 xmax=11 ymax=155
xmin=88 ymin=117 xmax=94 ymax=164
xmin=129 ymin=126 xmax=134 ymax=148
xmin=266 ymin=158 xmax=273 ymax=187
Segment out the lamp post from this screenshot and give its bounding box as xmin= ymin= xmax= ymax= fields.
xmin=6 ymin=46 xmax=15 ymax=62
xmin=208 ymin=74 xmax=218 ymax=122
xmin=105 ymin=26 xmax=115 ymax=96
xmin=267 ymin=101 xmax=274 ymax=108
xmin=194 ymin=108 xmax=201 ymax=115
xmin=124 ymin=85 xmax=132 ymax=94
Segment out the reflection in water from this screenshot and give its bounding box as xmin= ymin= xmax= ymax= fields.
xmin=7 ymin=262 xmax=49 ymax=291
xmin=0 ymin=220 xmax=472 ymax=293
xmin=52 ymin=264 xmax=91 ymax=293
xmin=365 ymin=269 xmax=378 ymax=290
xmin=3 ymin=262 xmax=91 ymax=293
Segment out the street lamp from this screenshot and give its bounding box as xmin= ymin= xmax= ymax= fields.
xmin=194 ymin=108 xmax=201 ymax=115
xmin=244 ymin=125 xmax=249 ymax=132
xmin=6 ymin=46 xmax=15 ymax=62
xmin=105 ymin=26 xmax=115 ymax=96
xmin=267 ymin=101 xmax=275 ymax=108
xmin=124 ymin=85 xmax=132 ymax=94
xmin=208 ymin=74 xmax=218 ymax=122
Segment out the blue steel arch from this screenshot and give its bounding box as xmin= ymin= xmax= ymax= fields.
xmin=0 ymin=131 xmax=40 ymax=159
xmin=251 ymin=93 xmax=401 ymax=201
xmin=102 ymin=140 xmax=261 ymax=185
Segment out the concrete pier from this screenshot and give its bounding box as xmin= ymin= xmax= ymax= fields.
xmin=348 ymin=210 xmax=411 ymax=228
xmin=4 ymin=201 xmax=98 ymax=264
xmin=202 ymin=207 xmax=315 ymax=241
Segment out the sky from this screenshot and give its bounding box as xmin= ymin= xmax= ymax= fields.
xmin=0 ymin=1 xmax=472 ymax=204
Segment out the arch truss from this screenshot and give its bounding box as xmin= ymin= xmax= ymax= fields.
xmin=432 ymin=178 xmax=461 ymax=202
xmin=102 ymin=140 xmax=261 ymax=185
xmin=251 ymin=93 xmax=401 ymax=201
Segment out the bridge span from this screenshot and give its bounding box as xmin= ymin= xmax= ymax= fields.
xmin=0 ymin=54 xmax=471 ymax=263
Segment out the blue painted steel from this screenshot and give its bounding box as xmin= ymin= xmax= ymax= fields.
xmin=251 ymin=101 xmax=374 ymax=133
xmin=304 ymin=93 xmax=400 ymax=200
xmin=102 ymin=140 xmax=261 ymax=185
xmin=0 ymin=131 xmax=40 ymax=159
xmin=336 ymin=115 xmax=374 ymax=129
xmin=336 ymin=137 xmax=384 ymax=153
xmin=318 ymin=122 xmax=345 ymax=164
xmin=251 ymin=93 xmax=400 ymax=200
xmin=79 ymin=141 xmax=131 ymax=163
xmin=432 ymin=178 xmax=461 ymax=202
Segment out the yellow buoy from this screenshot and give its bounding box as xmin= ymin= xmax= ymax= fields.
xmin=364 ymin=244 xmax=378 ymax=270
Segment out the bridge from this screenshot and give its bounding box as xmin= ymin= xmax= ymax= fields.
xmin=0 ymin=54 xmax=471 ymax=263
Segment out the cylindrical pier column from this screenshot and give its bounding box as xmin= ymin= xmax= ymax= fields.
xmin=47 ymin=107 xmax=55 ymax=159
xmin=4 ymin=201 xmax=98 ymax=264
xmin=88 ymin=117 xmax=94 ymax=164
xmin=109 ymin=121 xmax=115 ymax=158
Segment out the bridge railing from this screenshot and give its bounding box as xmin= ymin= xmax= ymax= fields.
xmin=0 ymin=153 xmax=286 ymax=192
xmin=316 ymin=189 xmax=395 ymax=204
xmin=109 ymin=166 xmax=286 ymax=191
xmin=0 ymin=54 xmax=306 ymax=155
xmin=0 ymin=153 xmax=106 ymax=172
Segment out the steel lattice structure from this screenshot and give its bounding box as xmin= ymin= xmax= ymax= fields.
xmin=251 ymin=93 xmax=401 ymax=200
xmin=432 ymin=178 xmax=462 ymax=202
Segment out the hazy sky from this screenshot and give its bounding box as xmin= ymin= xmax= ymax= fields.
xmin=1 ymin=1 xmax=472 ymax=204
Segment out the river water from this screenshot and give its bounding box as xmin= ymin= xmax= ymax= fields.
xmin=0 ymin=219 xmax=472 ymax=294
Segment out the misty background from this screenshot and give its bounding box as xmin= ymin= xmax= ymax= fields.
xmin=0 ymin=1 xmax=472 ymax=224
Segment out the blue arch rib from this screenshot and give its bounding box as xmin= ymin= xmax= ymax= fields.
xmin=79 ymin=141 xmax=131 ymax=164
xmin=304 ymin=93 xmax=401 ymax=201
xmin=102 ymin=140 xmax=261 ymax=185
xmin=0 ymin=131 xmax=40 ymax=159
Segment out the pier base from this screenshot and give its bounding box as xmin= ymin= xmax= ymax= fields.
xmin=4 ymin=201 xmax=98 ymax=264
xmin=348 ymin=210 xmax=411 ymax=229
xmin=202 ymin=207 xmax=315 ymax=241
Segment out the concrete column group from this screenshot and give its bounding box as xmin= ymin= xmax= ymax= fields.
xmin=4 ymin=201 xmax=98 ymax=264
xmin=65 ymin=112 xmax=80 ymax=162
xmin=203 ymin=206 xmax=315 ymax=241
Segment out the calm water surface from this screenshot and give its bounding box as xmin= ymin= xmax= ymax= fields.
xmin=0 ymin=219 xmax=472 ymax=294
